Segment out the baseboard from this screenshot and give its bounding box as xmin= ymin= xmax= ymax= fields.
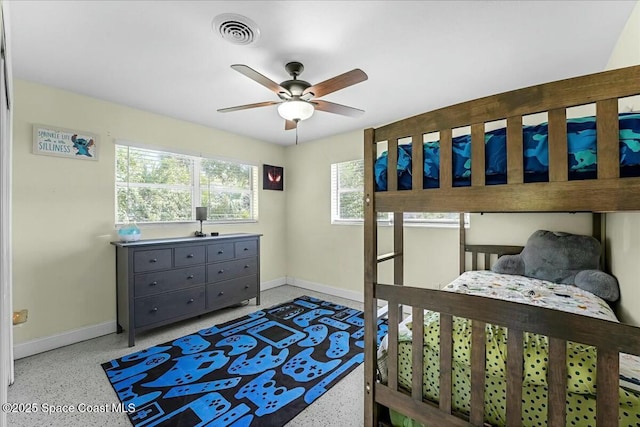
xmin=13 ymin=321 xmax=117 ymax=360
xmin=13 ymin=277 xmax=289 ymax=359
xmin=286 ymin=277 xmax=364 ymax=303
xmin=261 ymin=276 xmax=287 ymax=291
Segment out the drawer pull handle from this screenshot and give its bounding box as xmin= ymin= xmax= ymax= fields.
xmin=218 ymin=250 xmax=224 ymax=254
xmin=243 ymin=248 xmax=249 ymax=251
xmin=151 ymin=307 xmax=158 ymax=312
xmin=187 ymin=275 xmax=194 ymax=279
xmin=244 ymin=265 xmax=250 ymax=269
xmin=150 ymin=258 xmax=157 ymax=263
xmin=244 ymin=285 xmax=249 ymax=289
xmin=187 ymin=254 xmax=194 ymax=258
xmin=188 ymin=298 xmax=194 ymax=303
xmin=218 ymin=269 xmax=224 ymax=274
xmin=219 ymin=291 xmax=224 ymax=296
xmin=150 ymin=281 xmax=158 ymax=286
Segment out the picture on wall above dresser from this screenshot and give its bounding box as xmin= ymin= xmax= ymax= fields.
xmin=263 ymin=164 xmax=284 ymax=191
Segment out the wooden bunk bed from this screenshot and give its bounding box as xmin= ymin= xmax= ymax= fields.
xmin=363 ymin=65 xmax=640 ymax=427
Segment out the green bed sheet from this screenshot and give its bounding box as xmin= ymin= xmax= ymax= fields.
xmin=377 ymin=271 xmax=640 ymax=426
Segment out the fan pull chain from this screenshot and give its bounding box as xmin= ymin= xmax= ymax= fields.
xmin=295 ymin=126 xmax=299 ymax=145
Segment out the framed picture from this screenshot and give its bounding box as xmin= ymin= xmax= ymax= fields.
xmin=263 ymin=164 xmax=284 ymax=191
xmin=32 ymin=124 xmax=98 ymax=160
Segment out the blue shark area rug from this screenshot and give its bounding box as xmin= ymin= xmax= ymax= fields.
xmin=102 ymin=296 xmax=388 ymax=427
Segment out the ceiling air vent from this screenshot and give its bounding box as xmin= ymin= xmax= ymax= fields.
xmin=213 ymin=13 xmax=260 ymax=46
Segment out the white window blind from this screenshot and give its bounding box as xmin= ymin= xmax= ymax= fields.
xmin=199 ymin=157 xmax=259 ymax=221
xmin=116 ymin=145 xmax=258 ymax=224
xmin=331 ymin=159 xmax=365 ymax=223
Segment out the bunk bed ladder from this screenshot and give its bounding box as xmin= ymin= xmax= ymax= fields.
xmin=364 ymin=128 xmax=379 ymax=426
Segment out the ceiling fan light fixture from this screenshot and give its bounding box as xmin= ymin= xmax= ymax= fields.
xmin=277 ymin=100 xmax=314 ymax=122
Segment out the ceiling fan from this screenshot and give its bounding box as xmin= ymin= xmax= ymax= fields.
xmin=218 ymin=62 xmax=368 ymax=130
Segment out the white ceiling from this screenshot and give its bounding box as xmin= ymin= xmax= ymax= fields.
xmin=7 ymin=1 xmax=636 ymax=146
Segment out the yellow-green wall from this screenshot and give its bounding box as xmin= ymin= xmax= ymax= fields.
xmin=606 ymin=0 xmax=640 ymax=326
xmin=12 ymin=80 xmax=287 ymax=345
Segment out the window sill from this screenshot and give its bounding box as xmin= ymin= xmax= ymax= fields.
xmin=115 ymin=220 xmax=258 ymax=228
xmin=331 ymin=220 xmax=469 ymax=229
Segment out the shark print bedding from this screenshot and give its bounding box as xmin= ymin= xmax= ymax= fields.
xmin=375 ymin=112 xmax=640 ymax=191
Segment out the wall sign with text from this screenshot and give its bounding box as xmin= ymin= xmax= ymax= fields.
xmin=32 ymin=124 xmax=98 ymax=160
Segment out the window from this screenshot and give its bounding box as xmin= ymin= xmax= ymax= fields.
xmin=116 ymin=145 xmax=258 ymax=224
xmin=199 ymin=157 xmax=257 ymax=221
xmin=331 ymin=159 xmax=365 ymax=222
xmin=330 ymin=159 xmax=466 ymax=226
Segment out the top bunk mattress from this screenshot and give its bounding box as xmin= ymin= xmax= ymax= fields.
xmin=375 ymin=113 xmax=640 ymax=191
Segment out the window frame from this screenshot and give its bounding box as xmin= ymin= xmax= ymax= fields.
xmin=330 ymin=158 xmax=469 ymax=227
xmin=115 ymin=143 xmax=258 ymax=225
xmin=330 ymin=159 xmax=365 ymax=224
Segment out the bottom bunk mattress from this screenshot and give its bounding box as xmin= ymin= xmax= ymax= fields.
xmin=377 ymin=271 xmax=640 ymax=427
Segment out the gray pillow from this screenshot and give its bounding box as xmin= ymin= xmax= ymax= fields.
xmin=520 ymin=230 xmax=600 ymax=285
xmin=490 ymin=230 xmax=620 ymax=302
xmin=574 ymin=270 xmax=620 ymax=302
xmin=492 ymin=254 xmax=525 ymax=276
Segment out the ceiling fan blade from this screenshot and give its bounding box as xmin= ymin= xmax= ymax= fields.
xmin=231 ymin=64 xmax=290 ymax=96
xmin=285 ymin=120 xmax=297 ymax=131
xmin=312 ymin=100 xmax=364 ymax=117
xmin=303 ymin=69 xmax=368 ymax=98
xmin=217 ymin=101 xmax=280 ymax=113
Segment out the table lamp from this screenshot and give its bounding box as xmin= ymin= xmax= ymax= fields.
xmin=195 ymin=207 xmax=207 ymax=237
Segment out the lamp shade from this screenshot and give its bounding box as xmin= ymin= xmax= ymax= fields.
xmin=277 ymin=100 xmax=314 ymax=121
xmin=195 ymin=207 xmax=208 ymax=221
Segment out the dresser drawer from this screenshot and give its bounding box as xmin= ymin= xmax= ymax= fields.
xmin=206 ymin=275 xmax=258 ymax=310
xmin=235 ymin=239 xmax=258 ymax=258
xmin=134 ymin=286 xmax=205 ymax=328
xmin=134 ymin=249 xmax=172 ymax=273
xmin=134 ymin=266 xmax=205 ymax=297
xmin=207 ymin=257 xmax=257 ymax=283
xmin=174 ymin=245 xmax=205 ymax=267
xmin=207 ymin=242 xmax=235 ymax=263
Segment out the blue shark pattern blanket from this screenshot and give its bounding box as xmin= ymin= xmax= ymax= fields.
xmin=102 ymin=296 xmax=387 ymax=427
xmin=375 ymin=113 xmax=640 ymax=190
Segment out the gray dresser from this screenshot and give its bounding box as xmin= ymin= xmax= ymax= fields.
xmin=112 ymin=233 xmax=261 ymax=346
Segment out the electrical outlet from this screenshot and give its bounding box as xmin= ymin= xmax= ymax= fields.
xmin=13 ymin=309 xmax=28 ymax=325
